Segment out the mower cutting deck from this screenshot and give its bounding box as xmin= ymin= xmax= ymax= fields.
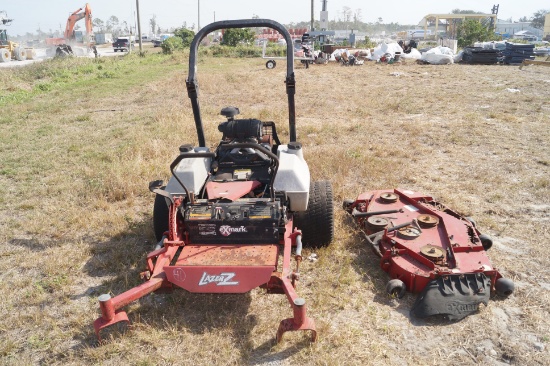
xmin=344 ymin=189 xmax=514 ymax=320
xmin=94 ymin=19 xmax=334 ymax=342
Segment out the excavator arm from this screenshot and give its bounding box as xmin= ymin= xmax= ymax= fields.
xmin=63 ymin=3 xmax=93 ymax=46
xmin=84 ymin=3 xmax=93 ymax=38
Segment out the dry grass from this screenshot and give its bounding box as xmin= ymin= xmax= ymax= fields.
xmin=0 ymin=53 xmax=549 ymax=365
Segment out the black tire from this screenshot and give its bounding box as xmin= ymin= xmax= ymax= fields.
xmin=153 ymin=191 xmax=170 ymax=242
xmin=294 ymin=181 xmax=334 ymax=248
xmin=386 ymin=279 xmax=406 ymax=298
xmin=266 ymin=60 xmax=276 ymax=69
xmin=495 ymin=278 xmax=514 ymax=297
xmin=479 ymin=234 xmax=493 ymax=251
xmin=465 ymin=217 xmax=476 ymax=227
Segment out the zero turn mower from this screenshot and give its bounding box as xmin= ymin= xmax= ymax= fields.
xmin=93 ymin=19 xmax=334 ymax=342
xmin=344 ymin=189 xmax=514 ymax=320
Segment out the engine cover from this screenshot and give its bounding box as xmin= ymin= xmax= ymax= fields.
xmin=184 ymin=198 xmax=282 ymax=244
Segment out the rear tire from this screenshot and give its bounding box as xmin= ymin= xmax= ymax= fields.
xmin=266 ymin=60 xmax=276 ymax=69
xmin=294 ymin=181 xmax=334 ymax=248
xmin=153 ymin=190 xmax=170 ymax=242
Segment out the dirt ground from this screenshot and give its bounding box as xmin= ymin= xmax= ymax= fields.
xmin=0 ymin=55 xmax=549 ymax=365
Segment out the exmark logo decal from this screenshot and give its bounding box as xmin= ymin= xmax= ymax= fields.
xmin=219 ymin=225 xmax=248 ymax=236
xmin=446 ymin=301 xmax=480 ymax=313
xmin=198 ymin=272 xmax=239 ymax=286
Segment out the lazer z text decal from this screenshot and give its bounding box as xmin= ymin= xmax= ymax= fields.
xmin=198 ymin=272 xmax=239 ymax=286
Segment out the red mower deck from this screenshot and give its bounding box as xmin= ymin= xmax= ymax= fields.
xmin=344 ymin=189 xmax=514 ymax=320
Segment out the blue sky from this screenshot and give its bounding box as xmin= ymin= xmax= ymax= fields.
xmin=3 ymin=0 xmax=548 ymax=36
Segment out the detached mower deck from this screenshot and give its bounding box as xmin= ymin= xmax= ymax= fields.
xmin=94 ymin=19 xmax=334 ymax=342
xmin=344 ymin=189 xmax=514 ymax=320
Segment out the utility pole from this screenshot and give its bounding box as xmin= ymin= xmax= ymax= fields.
xmin=136 ymin=0 xmax=143 ymax=54
xmin=311 ymin=0 xmax=314 ymax=31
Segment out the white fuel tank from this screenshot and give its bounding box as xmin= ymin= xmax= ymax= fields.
xmin=273 ymin=143 xmax=310 ymax=211
xmin=165 ymin=146 xmax=211 ymax=196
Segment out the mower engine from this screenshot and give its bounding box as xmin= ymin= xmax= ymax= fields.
xmin=178 ymin=107 xmax=284 ymax=245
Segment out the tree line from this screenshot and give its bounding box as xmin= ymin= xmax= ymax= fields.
xmin=91 ymin=14 xmax=191 ymax=37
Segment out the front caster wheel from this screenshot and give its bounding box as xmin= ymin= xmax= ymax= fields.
xmin=495 ymin=278 xmax=514 ymax=297
xmin=386 ymin=279 xmax=406 ymax=298
xmin=479 ymin=234 xmax=493 ymax=251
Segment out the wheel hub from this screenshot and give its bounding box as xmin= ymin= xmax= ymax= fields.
xmin=397 ymin=226 xmax=421 ymax=239
xmin=366 ymin=216 xmax=390 ymax=230
xmin=420 ymin=245 xmax=445 ymax=261
xmin=417 ymin=214 xmax=439 ymax=228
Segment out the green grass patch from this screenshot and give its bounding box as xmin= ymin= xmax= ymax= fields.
xmin=0 ymin=53 xmax=182 ymax=107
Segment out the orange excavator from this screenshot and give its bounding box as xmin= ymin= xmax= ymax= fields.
xmin=46 ymin=3 xmax=94 ymax=56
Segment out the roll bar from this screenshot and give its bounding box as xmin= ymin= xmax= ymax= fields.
xmin=186 ymin=19 xmax=297 ymax=147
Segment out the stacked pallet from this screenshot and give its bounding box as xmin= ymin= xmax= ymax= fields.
xmin=502 ymin=42 xmax=535 ymax=64
xmin=462 ymin=47 xmax=501 ymax=64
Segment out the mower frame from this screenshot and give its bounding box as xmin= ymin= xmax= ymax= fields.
xmin=94 ymin=19 xmax=321 ymax=343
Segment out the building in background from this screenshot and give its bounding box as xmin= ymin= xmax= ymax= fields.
xmin=495 ymin=21 xmax=543 ymax=40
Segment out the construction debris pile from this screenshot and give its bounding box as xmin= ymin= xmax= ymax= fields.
xmin=461 ymin=47 xmax=502 ymax=64
xmin=323 ymin=40 xmax=543 ymax=68
xmin=502 ymin=43 xmax=535 ymax=64
xmin=419 ymin=46 xmax=456 ymax=64
xmin=330 ymin=42 xmax=458 ymax=66
xmin=330 ymin=48 xmax=365 ymax=66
